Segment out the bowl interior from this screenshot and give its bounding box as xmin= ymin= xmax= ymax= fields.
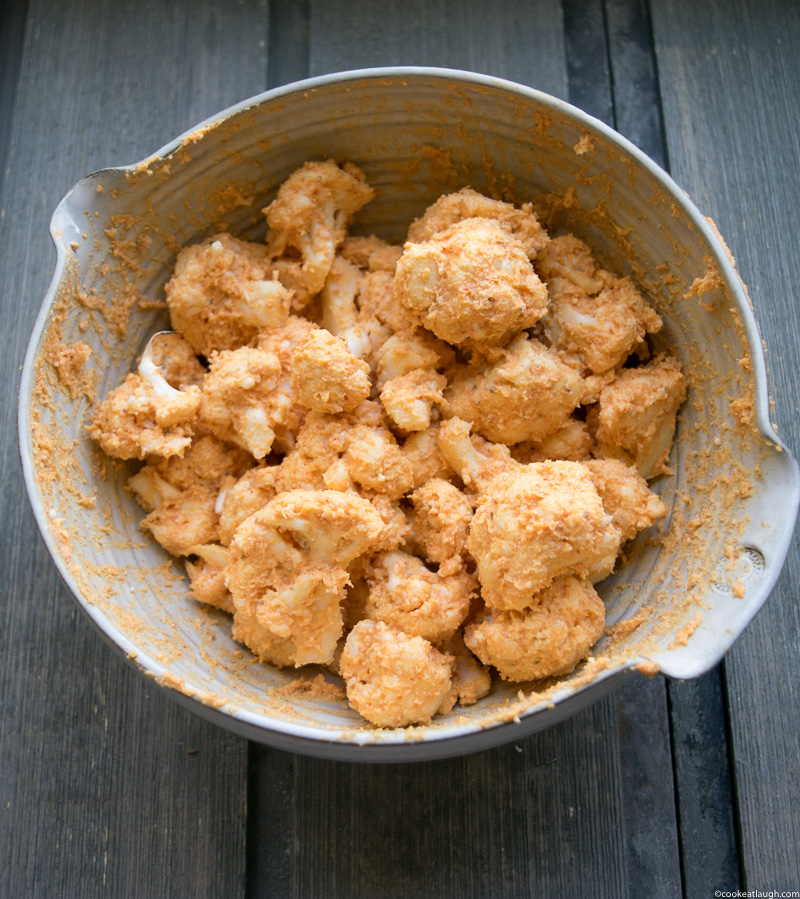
xmin=21 ymin=71 xmax=797 ymax=758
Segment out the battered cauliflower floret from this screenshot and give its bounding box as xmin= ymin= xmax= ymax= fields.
xmin=140 ymin=483 xmax=220 ymax=556
xmin=140 ymin=434 xmax=252 ymax=494
xmin=511 ymin=418 xmax=594 ymax=464
xmin=407 ymin=188 xmax=549 ymax=259
xmin=444 ymin=334 xmax=583 ymax=445
xmin=380 ymin=370 xmax=447 ymax=432
xmin=584 ymin=458 xmax=667 ymax=542
xmin=275 ymin=412 xmax=352 ymax=492
xmin=402 ymin=423 xmax=457 ymax=488
xmin=369 ymin=495 xmax=412 ymax=553
xmin=343 ymin=424 xmax=415 ymax=499
xmin=467 ymin=460 xmax=621 ymax=609
xmin=340 ymin=235 xmax=403 ymax=272
xmin=436 ymin=417 xmax=519 ymax=491
xmin=87 ymin=361 xmax=200 ymax=460
xmin=534 ymin=233 xmax=609 ymax=295
xmin=185 ymin=543 xmax=233 ymax=612
xmin=592 ymin=354 xmax=687 ymax=478
xmin=291 ymin=329 xmax=371 ymax=414
xmin=319 ymin=254 xmax=363 ymax=337
xmin=409 ymin=478 xmax=473 ymax=576
xmin=199 ymin=347 xmax=283 ymax=459
xmin=217 ymin=464 xmax=281 ymax=545
xmin=165 ymin=233 xmax=291 ymax=357
xmin=147 ymin=331 xmax=205 ymax=389
xmin=363 ymin=550 xmax=476 ymax=645
xmin=539 ymin=236 xmax=662 ymax=373
xmin=226 ymin=490 xmax=385 ymax=666
xmin=127 ymin=436 xmax=250 ymax=552
xmin=464 ymin=576 xmax=605 ymax=681
xmin=438 ymin=629 xmax=492 ymax=712
xmin=319 ymin=256 xmax=393 ymax=362
xmin=373 ymin=329 xmax=455 ymax=388
xmin=339 ymin=620 xmax=454 ymax=727
xmin=264 ymin=160 xmax=374 ymax=304
xmin=394 ymin=218 xmax=548 ymax=351
xmin=356 ymin=270 xmax=409 ymax=335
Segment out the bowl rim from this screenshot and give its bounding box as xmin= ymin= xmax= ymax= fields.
xmin=18 ymin=66 xmax=800 ymax=760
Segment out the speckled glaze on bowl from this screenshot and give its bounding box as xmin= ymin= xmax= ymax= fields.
xmin=19 ymin=68 xmax=800 ymax=762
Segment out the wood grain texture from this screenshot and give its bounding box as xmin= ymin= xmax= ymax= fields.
xmin=0 ymin=0 xmax=273 ymax=894
xmin=248 ymin=681 xmax=680 ymax=899
xmin=307 ymin=0 xmax=568 ymax=100
xmin=588 ymin=2 xmax=742 ymax=889
xmin=651 ymin=0 xmax=800 ymax=886
xmin=0 ymin=0 xmax=28 ymax=195
xmin=563 ymin=0 xmax=614 ymax=126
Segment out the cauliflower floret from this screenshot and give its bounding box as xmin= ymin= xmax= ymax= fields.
xmin=147 ymin=331 xmax=205 ymax=389
xmin=319 ymin=255 xmax=393 ymax=362
xmin=534 ymin=233 xmax=609 ymax=295
xmin=165 ymin=233 xmax=291 ymax=356
xmin=340 ymin=235 xmax=403 ymax=272
xmin=185 ymin=543 xmax=233 ymax=612
xmin=436 ymin=417 xmax=519 ymax=491
xmin=356 ymin=270 xmax=409 ymax=335
xmin=402 ymin=423 xmax=457 ymax=488
xmin=142 ymin=434 xmax=252 ymax=493
xmin=380 ymin=370 xmax=447 ymax=432
xmin=444 ymin=333 xmax=583 ymax=445
xmin=226 ymin=490 xmax=385 ymax=666
xmin=339 ymin=620 xmax=453 ymax=727
xmin=584 ymin=458 xmax=667 ymax=542
xmin=394 ymin=218 xmax=548 ymax=351
xmin=87 ymin=350 xmax=201 ymax=460
xmin=409 ymin=478 xmax=473 ymax=576
xmin=217 ymin=464 xmax=281 ymax=545
xmin=199 ymin=347 xmax=284 ymax=459
xmin=275 ymin=412 xmax=352 ymax=492
xmin=438 ymin=629 xmax=492 ymax=712
xmin=343 ymin=424 xmax=415 ymax=499
xmin=464 ymin=576 xmax=605 ymax=681
xmin=592 ymin=354 xmax=687 ymax=478
xmin=467 ymin=460 xmax=621 ymax=609
xmin=374 ymin=329 xmax=455 ymax=388
xmin=264 ymin=160 xmax=374 ymax=304
xmin=291 ymin=329 xmax=371 ymax=414
xmin=363 ymin=550 xmax=476 ymax=645
xmin=538 ymin=236 xmax=662 ymax=373
xmin=369 ymin=495 xmax=412 ymax=553
xmin=140 ymin=483 xmax=220 ymax=556
xmin=320 ymin=254 xmax=363 ymax=337
xmin=407 ymin=188 xmax=549 ymax=259
xmin=511 ymin=418 xmax=594 ymax=464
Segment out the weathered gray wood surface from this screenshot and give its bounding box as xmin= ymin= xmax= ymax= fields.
xmin=2 ymin=0 xmax=797 ymax=896
xmin=0 ymin=1 xmax=264 ymax=895
xmin=652 ymin=0 xmax=800 ymax=886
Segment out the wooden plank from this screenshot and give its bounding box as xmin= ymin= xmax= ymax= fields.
xmin=267 ymin=0 xmax=309 ymax=89
xmin=563 ymin=0 xmax=615 ymax=126
xmin=604 ymin=0 xmax=666 ymax=168
xmin=668 ymin=673 xmax=742 ymax=894
xmin=245 ymin=3 xmax=682 ymax=897
xmin=250 ymin=690 xmax=679 ymax=899
xmin=308 ymin=0 xmax=568 ymax=101
xmin=0 ymin=0 xmax=28 ymax=193
xmin=651 ymin=0 xmax=800 ymax=886
xmin=0 ymin=0 xmax=274 ymax=894
xmin=597 ymin=1 xmax=743 ymax=890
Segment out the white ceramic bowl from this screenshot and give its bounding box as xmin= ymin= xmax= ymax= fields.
xmin=19 ymin=68 xmax=799 ymax=761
